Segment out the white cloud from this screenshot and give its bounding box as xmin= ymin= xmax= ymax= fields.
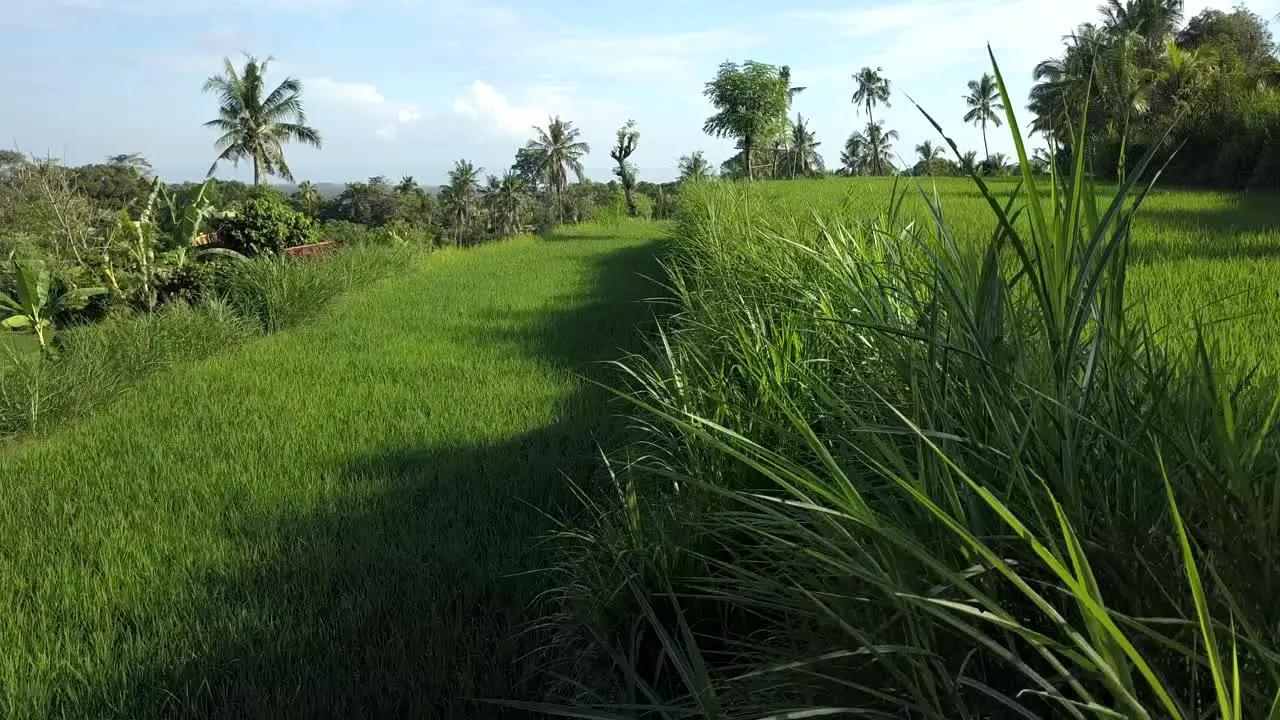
xmin=451 ymin=81 xmax=571 ymax=137
xmin=532 ymin=27 xmax=758 ymax=80
xmin=307 ymin=77 xmax=424 ymax=140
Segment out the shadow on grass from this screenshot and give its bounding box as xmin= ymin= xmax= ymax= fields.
xmin=1134 ymin=192 xmax=1280 ymax=263
xmin=94 ymin=240 xmax=667 ymax=719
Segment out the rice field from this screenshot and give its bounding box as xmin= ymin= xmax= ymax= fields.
xmin=0 ymin=221 xmax=664 ymax=719
xmin=711 ymin=176 xmax=1280 ymax=368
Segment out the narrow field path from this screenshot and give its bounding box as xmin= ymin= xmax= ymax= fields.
xmin=0 ymin=222 xmax=665 ymax=719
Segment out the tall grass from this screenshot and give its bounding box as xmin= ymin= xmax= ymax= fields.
xmin=545 ymin=57 xmax=1280 ymax=717
xmin=0 ymin=246 xmax=419 ymax=440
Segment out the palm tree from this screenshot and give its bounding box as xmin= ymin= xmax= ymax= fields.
xmin=528 ymin=116 xmax=590 ymax=223
xmin=840 ymin=133 xmax=868 ymax=176
xmin=203 ymin=54 xmax=322 ymax=186
xmin=959 ymin=150 xmax=980 ymax=175
xmin=850 ymin=122 xmax=898 ymax=176
xmin=677 ymin=151 xmax=714 ymax=182
xmin=915 ymin=140 xmax=944 ymax=174
xmin=983 ymin=152 xmax=1011 ymax=176
xmin=396 ymin=176 xmax=418 ymax=195
xmin=780 ymin=65 xmax=806 ymax=110
xmin=1100 ymin=0 xmax=1184 ymax=44
xmin=440 ymin=159 xmax=482 ymax=245
xmin=784 ymin=114 xmax=824 ymax=178
xmin=292 ymin=180 xmax=321 ymax=217
xmin=852 ymin=67 xmax=892 ymax=173
xmin=483 ymin=170 xmax=528 ymax=237
xmin=963 ymin=73 xmax=1005 ymax=161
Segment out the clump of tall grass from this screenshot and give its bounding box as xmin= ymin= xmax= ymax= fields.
xmin=1 ymin=245 xmax=420 ymax=440
xmin=0 ymin=299 xmax=256 ymax=438
xmin=221 ymin=244 xmax=418 ymax=334
xmin=542 ymin=52 xmax=1280 ymax=718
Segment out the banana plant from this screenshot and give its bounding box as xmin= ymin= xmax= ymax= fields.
xmin=103 ymin=180 xmax=246 ymax=309
xmin=1 ymin=258 xmax=106 ymax=352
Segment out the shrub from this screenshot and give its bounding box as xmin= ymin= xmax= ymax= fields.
xmin=218 ymin=196 xmax=319 ymax=256
xmin=320 ymin=219 xmax=382 ymax=246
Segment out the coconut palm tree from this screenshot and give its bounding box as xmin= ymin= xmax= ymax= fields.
xmin=203 ymin=54 xmax=322 ymax=186
xmin=780 ymin=65 xmax=806 ymax=110
xmin=483 ymin=171 xmax=528 ymax=237
xmin=677 ymin=151 xmax=714 ymax=182
xmin=840 ymin=133 xmax=869 ymax=176
xmin=1100 ymin=0 xmax=1184 ymax=44
xmin=440 ymin=159 xmax=482 ymax=245
xmin=784 ymin=115 xmax=824 ymax=178
xmin=528 ymin=116 xmax=590 ymax=222
xmin=963 ymin=73 xmax=1005 ymax=161
xmin=914 ymin=140 xmax=945 ymax=174
xmin=292 ymin=180 xmax=321 ymax=217
xmin=396 ymin=176 xmax=418 ymax=195
xmin=849 ymin=122 xmax=898 ymax=176
xmin=959 ymin=150 xmax=980 ymax=175
xmin=852 ymin=67 xmax=892 ymax=173
xmin=860 ymin=121 xmax=901 ymax=175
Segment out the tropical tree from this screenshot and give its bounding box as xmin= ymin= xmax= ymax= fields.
xmin=528 ymin=116 xmax=590 ymax=222
xmin=439 ymin=159 xmax=483 ymax=245
xmin=851 ymin=67 xmax=892 ymax=173
xmin=959 ymin=150 xmax=980 ymax=175
xmin=106 ymin=153 xmax=154 ymax=178
xmin=1100 ymin=0 xmax=1184 ymax=45
xmin=848 ymin=122 xmax=898 ymax=176
xmin=396 ymin=176 xmax=418 ymax=195
xmin=610 ymin=120 xmax=640 ymax=217
xmin=783 ymin=114 xmax=824 ymax=178
xmin=703 ymin=61 xmax=791 ymax=181
xmin=964 ymin=73 xmax=1005 ymax=160
xmin=916 ymin=140 xmax=944 ymax=165
xmin=483 ymin=171 xmax=528 ymax=237
xmin=203 ymin=54 xmax=322 ymax=186
xmin=852 ymin=66 xmax=892 ymax=124
xmin=780 ymin=65 xmax=806 ymax=110
xmin=677 ymin=151 xmax=714 ymax=183
xmin=839 ymin=133 xmax=869 ymax=176
xmin=291 ymin=180 xmax=321 ymax=218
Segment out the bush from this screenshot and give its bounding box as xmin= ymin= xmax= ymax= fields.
xmin=320 ymin=219 xmax=382 ymax=246
xmin=218 ymin=196 xmax=319 ymax=256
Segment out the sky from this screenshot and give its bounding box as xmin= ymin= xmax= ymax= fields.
xmin=2 ymin=0 xmax=1277 ymax=185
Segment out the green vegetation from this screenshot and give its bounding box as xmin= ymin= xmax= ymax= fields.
xmin=203 ymin=55 xmax=323 ymax=186
xmin=0 ymin=221 xmax=664 ymax=718
xmin=4 ymin=1 xmax=1280 ymax=715
xmin=541 ymin=57 xmax=1280 ymax=718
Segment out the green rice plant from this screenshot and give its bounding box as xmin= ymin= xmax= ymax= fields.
xmin=546 ymin=51 xmax=1280 ymax=718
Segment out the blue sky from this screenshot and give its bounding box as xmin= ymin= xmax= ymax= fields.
xmin=2 ymin=0 xmax=1276 ymax=184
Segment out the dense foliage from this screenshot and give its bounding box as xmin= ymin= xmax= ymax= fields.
xmin=1031 ymin=3 xmax=1280 ymax=187
xmin=218 ymin=196 xmax=319 ymax=255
